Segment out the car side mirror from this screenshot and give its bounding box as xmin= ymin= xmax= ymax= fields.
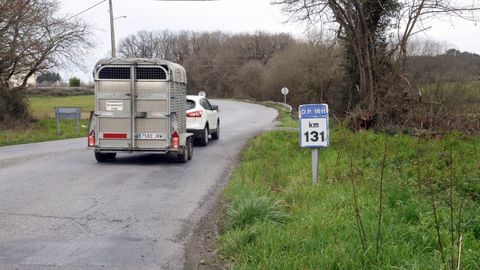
xmin=212 ymin=105 xmax=219 ymax=111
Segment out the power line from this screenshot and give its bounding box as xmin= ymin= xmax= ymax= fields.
xmin=67 ymin=0 xmax=219 ymax=21
xmin=67 ymin=0 xmax=107 ymax=20
xmin=66 ymin=0 xmax=218 ymax=21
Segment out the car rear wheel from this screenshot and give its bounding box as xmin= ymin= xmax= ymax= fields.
xmin=198 ymin=125 xmax=209 ymax=146
xmin=95 ymin=152 xmax=116 ymax=162
xmin=211 ymin=120 xmax=220 ymax=140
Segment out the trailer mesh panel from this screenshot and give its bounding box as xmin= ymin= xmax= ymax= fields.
xmin=98 ymin=67 xmax=130 ymax=80
xmin=171 ymin=83 xmax=187 ymax=133
xmin=136 ymin=67 xmax=167 ymax=80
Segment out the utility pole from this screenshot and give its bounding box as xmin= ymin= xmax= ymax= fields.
xmin=109 ymin=0 xmax=116 ymax=58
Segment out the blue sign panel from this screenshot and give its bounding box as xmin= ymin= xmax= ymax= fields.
xmin=299 ymin=104 xmax=329 ymax=148
xmin=299 ymin=104 xmax=329 ymax=119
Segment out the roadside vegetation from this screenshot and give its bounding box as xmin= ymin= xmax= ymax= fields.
xmin=262 ymin=102 xmax=297 ymax=128
xmin=0 ymin=95 xmax=93 ymax=146
xmin=219 ymin=123 xmax=480 ymax=269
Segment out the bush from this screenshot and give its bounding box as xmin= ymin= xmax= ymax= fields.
xmin=68 ymin=77 xmax=81 ymax=87
xmin=226 ymin=195 xmax=290 ymax=229
xmin=37 ymin=71 xmax=62 ymax=84
xmin=219 ymin=226 xmax=260 ymax=258
xmin=0 ymin=86 xmax=32 ymax=128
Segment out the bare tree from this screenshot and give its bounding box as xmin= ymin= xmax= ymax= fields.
xmin=274 ymin=0 xmax=479 ymax=128
xmin=119 ymin=30 xmax=194 ymax=61
xmin=0 ymin=0 xmax=92 ymax=126
xmin=0 ymin=0 xmax=92 ymax=88
xmin=234 ymin=61 xmax=265 ymax=100
xmin=232 ymin=31 xmax=294 ymax=64
xmin=263 ymin=41 xmax=343 ymax=111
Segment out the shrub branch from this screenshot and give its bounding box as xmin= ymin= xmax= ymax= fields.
xmin=448 ymin=146 xmax=456 ymax=270
xmin=349 ymin=151 xmax=367 ymax=252
xmin=426 ymin=166 xmax=445 ymax=264
xmin=376 ymin=136 xmax=388 ymax=256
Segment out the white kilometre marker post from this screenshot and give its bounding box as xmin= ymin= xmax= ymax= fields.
xmin=299 ymin=104 xmax=330 ymax=185
xmin=281 ymin=87 xmax=289 ymax=104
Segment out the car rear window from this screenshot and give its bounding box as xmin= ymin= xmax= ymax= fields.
xmin=186 ymin=99 xmax=196 ymax=110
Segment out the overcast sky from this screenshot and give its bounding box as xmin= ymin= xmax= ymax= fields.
xmin=58 ymin=0 xmax=480 ymax=82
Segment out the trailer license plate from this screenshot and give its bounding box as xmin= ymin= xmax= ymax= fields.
xmin=134 ymin=133 xmax=164 ymax=140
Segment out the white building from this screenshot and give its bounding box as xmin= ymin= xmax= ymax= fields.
xmin=9 ymin=73 xmax=37 ymax=87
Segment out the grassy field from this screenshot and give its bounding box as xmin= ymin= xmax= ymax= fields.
xmin=421 ymin=80 xmax=480 ymax=114
xmin=0 ymin=95 xmax=93 ymax=146
xmin=219 ymin=115 xmax=480 ymax=268
xmin=29 ymin=95 xmax=94 ymax=119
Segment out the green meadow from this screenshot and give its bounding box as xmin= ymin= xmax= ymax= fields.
xmin=0 ymin=95 xmax=93 ymax=146
xmin=219 ymin=111 xmax=480 ymax=269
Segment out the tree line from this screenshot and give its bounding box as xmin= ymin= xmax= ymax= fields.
xmin=1 ymin=0 xmax=479 ymax=133
xmin=118 ymin=29 xmax=480 ymax=132
xmin=118 ymin=30 xmax=350 ymax=116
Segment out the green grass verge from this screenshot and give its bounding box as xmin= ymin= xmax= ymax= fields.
xmin=219 ymin=128 xmax=480 ymax=269
xmin=0 ymin=119 xmax=90 ymax=147
xmin=0 ymin=95 xmax=93 ymax=147
xmin=262 ymin=102 xmax=297 ymax=128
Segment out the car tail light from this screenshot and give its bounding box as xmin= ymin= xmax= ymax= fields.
xmin=88 ymin=130 xmax=95 ymax=147
xmin=186 ymin=110 xmax=203 ymax=118
xmin=103 ymin=133 xmax=127 ymax=139
xmin=171 ymin=131 xmax=179 ymax=149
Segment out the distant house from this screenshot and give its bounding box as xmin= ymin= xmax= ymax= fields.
xmin=10 ymin=73 xmax=37 ymax=87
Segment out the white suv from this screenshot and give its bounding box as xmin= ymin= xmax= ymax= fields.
xmin=186 ymin=95 xmax=220 ymax=146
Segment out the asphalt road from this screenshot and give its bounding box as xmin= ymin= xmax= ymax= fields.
xmin=0 ymin=100 xmax=278 ymax=270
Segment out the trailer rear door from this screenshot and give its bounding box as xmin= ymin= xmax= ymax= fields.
xmin=96 ymin=66 xmax=132 ymax=149
xmin=134 ymin=66 xmax=170 ymax=150
xmin=95 ymin=65 xmax=171 ymax=151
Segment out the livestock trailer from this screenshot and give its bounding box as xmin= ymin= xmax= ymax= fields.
xmin=88 ymin=58 xmax=193 ymax=163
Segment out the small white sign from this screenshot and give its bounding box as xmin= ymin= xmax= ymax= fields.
xmin=299 ymin=104 xmax=329 ymax=148
xmin=281 ymin=87 xmax=289 ymax=95
xmin=106 ymin=100 xmax=124 ymax=111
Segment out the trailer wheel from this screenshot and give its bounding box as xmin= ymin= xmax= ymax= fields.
xmin=95 ymin=152 xmax=116 ymax=162
xmin=198 ymin=125 xmax=209 ymax=146
xmin=176 ymin=147 xmax=188 ymax=163
xmin=187 ymin=137 xmax=193 ymax=160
